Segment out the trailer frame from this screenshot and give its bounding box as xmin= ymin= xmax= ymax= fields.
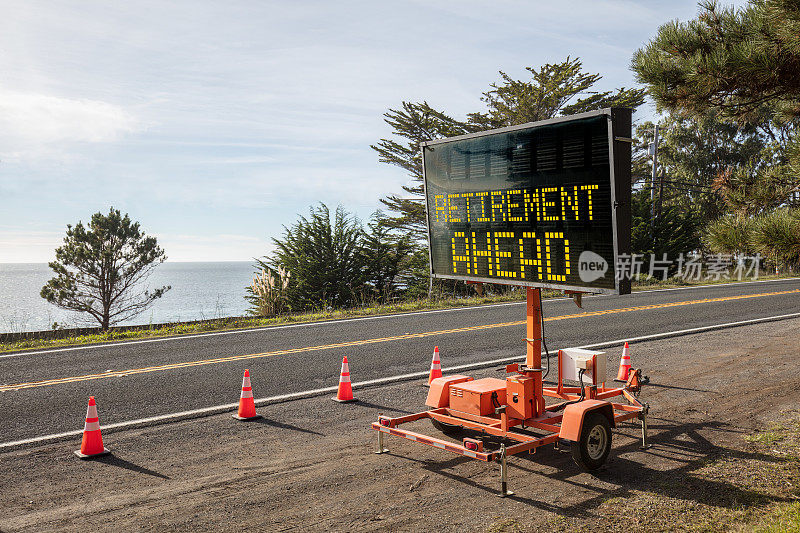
xmin=371 ymin=287 xmax=649 ymax=496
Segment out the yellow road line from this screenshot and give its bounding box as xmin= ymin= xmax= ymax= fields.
xmin=2 ymin=287 xmax=798 ymax=392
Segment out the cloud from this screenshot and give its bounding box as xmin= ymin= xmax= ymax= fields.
xmin=0 ymin=92 xmax=140 ymax=158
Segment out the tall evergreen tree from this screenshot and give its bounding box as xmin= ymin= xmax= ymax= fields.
xmin=358 ymin=212 xmax=412 ymax=303
xmin=267 ymin=204 xmax=366 ymax=311
xmin=471 ymin=57 xmax=646 ymax=129
xmin=632 ymin=0 xmax=800 ymax=256
xmin=630 ymin=189 xmax=702 ymax=275
xmin=371 ymin=102 xmax=476 ymax=239
xmin=631 ymin=0 xmax=800 ymax=122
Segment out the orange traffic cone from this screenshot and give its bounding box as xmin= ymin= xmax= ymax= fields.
xmin=75 ymin=396 xmax=110 ymax=459
xmin=233 ymin=369 xmax=262 ymax=420
xmin=333 ymin=356 xmax=357 ymax=403
xmin=615 ymin=342 xmax=632 ymax=382
xmin=427 ymin=346 xmax=442 ymax=385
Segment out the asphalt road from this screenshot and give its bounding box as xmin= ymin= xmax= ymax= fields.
xmin=3 ymin=278 xmax=800 ymax=444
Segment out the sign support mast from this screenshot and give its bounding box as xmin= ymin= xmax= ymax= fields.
xmin=526 ymin=287 xmax=541 ymax=370
xmin=525 ymin=287 xmax=546 ymax=416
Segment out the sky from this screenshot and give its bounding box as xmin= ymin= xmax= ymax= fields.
xmin=0 ymin=0 xmax=749 ymax=263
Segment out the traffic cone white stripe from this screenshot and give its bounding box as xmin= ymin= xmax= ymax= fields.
xmin=240 ymin=389 xmax=253 ymax=398
xmin=83 ymin=403 xmax=101 ymax=431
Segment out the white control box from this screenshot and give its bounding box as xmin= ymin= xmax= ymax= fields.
xmin=559 ymin=348 xmax=607 ymax=385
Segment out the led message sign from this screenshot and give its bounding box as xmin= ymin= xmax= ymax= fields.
xmin=422 ymin=108 xmax=631 ymax=294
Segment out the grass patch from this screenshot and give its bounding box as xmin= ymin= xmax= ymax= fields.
xmin=745 ymin=429 xmax=786 ymax=446
xmin=485 ymin=518 xmax=523 ymax=533
xmin=0 ymin=273 xmax=794 ymax=354
xmin=583 ymin=412 xmax=800 ymax=532
xmin=755 ymin=501 xmax=800 ymax=533
xmin=688 ymin=419 xmax=800 ymax=532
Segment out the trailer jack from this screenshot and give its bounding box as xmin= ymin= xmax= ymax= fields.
xmin=498 ymin=444 xmax=514 ymax=498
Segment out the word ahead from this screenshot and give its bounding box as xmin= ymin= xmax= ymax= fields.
xmin=451 ymin=230 xmax=571 ymax=282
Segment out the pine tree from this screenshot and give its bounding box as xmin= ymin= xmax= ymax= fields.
xmin=633 ymin=0 xmax=800 ymax=257
xmin=703 ymin=214 xmax=756 ymax=255
xmin=632 ymin=0 xmax=800 ymax=122
xmin=751 ymin=208 xmax=800 ymax=266
xmin=471 ymin=57 xmax=646 ymax=129
xmin=630 ymin=190 xmax=702 ymax=275
xmin=260 ymin=204 xmax=412 ymax=311
xmin=41 ymin=208 xmax=170 ymax=330
xmin=632 ymin=113 xmax=769 ymax=223
xmin=704 ymin=208 xmax=800 ymax=269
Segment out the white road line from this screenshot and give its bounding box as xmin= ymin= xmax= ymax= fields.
xmin=629 ymin=276 xmax=800 ymax=294
xmin=3 ymin=277 xmax=799 ymax=359
xmin=573 ymin=311 xmax=800 ymax=348
xmin=3 ymin=310 xmax=799 ymax=451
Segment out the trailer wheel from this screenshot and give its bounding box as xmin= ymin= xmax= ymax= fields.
xmin=571 ymin=411 xmax=612 ymax=471
xmin=431 ymin=418 xmax=462 ymax=436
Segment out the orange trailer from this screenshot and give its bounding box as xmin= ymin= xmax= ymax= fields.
xmin=371 ymin=287 xmax=648 ymax=496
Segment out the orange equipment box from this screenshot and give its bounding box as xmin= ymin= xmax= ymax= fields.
xmin=426 ymin=375 xmax=474 ymax=408
xmin=449 ymin=378 xmax=507 ymax=416
xmin=505 ymin=375 xmax=537 ymax=420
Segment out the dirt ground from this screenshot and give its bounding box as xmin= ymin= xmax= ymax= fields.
xmin=3 ymin=319 xmax=800 ymax=532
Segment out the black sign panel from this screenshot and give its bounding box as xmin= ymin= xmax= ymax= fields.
xmin=422 ymin=108 xmax=631 ymax=294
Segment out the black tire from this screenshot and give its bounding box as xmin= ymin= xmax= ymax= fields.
xmin=571 ymin=411 xmax=612 ymax=471
xmin=431 ymin=418 xmax=463 ymax=436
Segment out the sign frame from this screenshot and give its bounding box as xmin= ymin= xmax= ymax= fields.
xmin=420 ymin=107 xmax=631 ymax=295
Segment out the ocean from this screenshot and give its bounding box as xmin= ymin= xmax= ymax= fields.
xmin=0 ymin=262 xmax=257 ymax=333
